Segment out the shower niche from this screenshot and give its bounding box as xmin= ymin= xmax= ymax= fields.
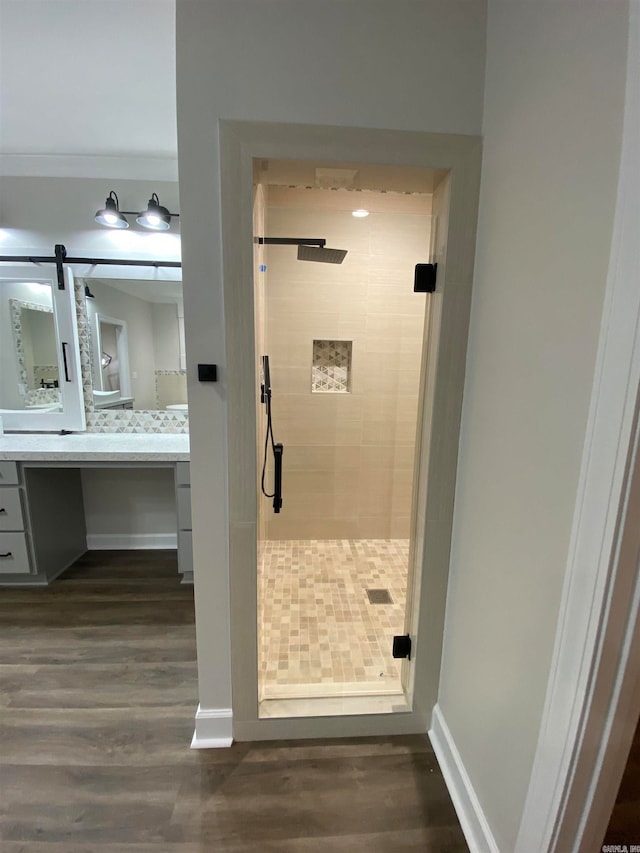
xmin=311 ymin=339 xmax=352 ymax=393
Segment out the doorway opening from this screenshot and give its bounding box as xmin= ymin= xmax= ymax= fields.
xmin=93 ymin=314 xmax=131 ymax=398
xmin=253 ymin=160 xmax=437 ymax=719
xmin=221 ymin=120 xmax=481 ymax=742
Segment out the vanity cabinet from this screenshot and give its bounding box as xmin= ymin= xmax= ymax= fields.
xmin=0 ymin=461 xmax=29 ymax=574
xmin=175 ymin=462 xmax=193 ymax=584
xmin=0 ymin=436 xmax=191 ymax=586
xmin=0 ymin=462 xmax=86 ymax=581
xmin=93 ymin=397 xmax=135 ymax=410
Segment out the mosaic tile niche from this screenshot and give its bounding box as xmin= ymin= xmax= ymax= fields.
xmin=74 ymin=282 xmax=189 ymax=434
xmin=311 ymin=339 xmax=352 ymax=393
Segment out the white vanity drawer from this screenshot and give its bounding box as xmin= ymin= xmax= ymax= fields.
xmin=0 ymin=532 xmax=31 ymax=574
xmin=177 ymin=529 xmax=193 ymax=575
xmin=177 ymin=486 xmax=192 ymax=530
xmin=176 ymin=462 xmax=190 ymax=486
xmin=0 ymin=488 xmax=25 ymax=531
xmin=0 ymin=461 xmax=19 ymax=485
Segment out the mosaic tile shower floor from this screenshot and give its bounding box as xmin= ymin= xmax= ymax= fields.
xmin=259 ymin=539 xmax=409 ymax=699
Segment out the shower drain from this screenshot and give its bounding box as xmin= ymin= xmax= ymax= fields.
xmin=366 ymin=588 xmax=393 ymax=605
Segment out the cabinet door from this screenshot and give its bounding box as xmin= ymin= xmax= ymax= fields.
xmin=0 ymin=488 xmax=24 ymax=531
xmin=0 ymin=266 xmax=85 ymax=433
xmin=0 ymin=462 xmax=19 ymax=485
xmin=0 ymin=533 xmax=31 ymax=574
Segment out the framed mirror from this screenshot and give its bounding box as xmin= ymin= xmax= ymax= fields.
xmin=82 ymin=277 xmax=186 ymax=413
xmin=10 ymin=298 xmax=61 ymax=408
xmin=0 ymin=267 xmax=85 ymax=432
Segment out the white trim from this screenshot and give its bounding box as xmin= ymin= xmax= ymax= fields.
xmin=190 ymin=704 xmax=233 ymax=748
xmin=94 ymin=313 xmax=132 ymax=398
xmin=261 ymin=680 xmax=402 ymax=700
xmin=0 ymin=153 xmax=179 ymax=182
xmin=516 ymin=5 xmax=640 ymax=851
xmin=429 ymin=705 xmax=499 ymax=853
xmin=221 ymin=120 xmax=482 ymax=739
xmin=86 ymin=533 xmax=177 ymax=550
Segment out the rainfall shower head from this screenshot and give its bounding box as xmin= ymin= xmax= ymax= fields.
xmin=257 ymin=237 xmax=348 ymax=265
xmin=297 ymin=244 xmax=347 ymax=265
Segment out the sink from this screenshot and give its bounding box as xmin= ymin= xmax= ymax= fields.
xmin=93 ymin=390 xmax=121 ymax=402
xmin=24 ymin=403 xmax=63 ymax=412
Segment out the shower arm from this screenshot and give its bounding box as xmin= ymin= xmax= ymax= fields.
xmin=256 ymin=237 xmax=326 ymax=248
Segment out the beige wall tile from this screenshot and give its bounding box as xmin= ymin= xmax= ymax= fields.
xmin=283 ymin=444 xmax=362 ymax=471
xmin=268 ymin=185 xmax=432 ymax=216
xmin=275 ymin=393 xmax=363 ymax=447
xmin=390 ymin=515 xmax=411 ymax=539
xmin=266 ymin=516 xmax=363 ymax=540
xmin=360 ymin=443 xmax=415 ymax=471
xmin=260 ymin=189 xmax=429 ymax=539
xmin=267 ymin=365 xmax=312 ymax=397
xmin=362 ymin=395 xmax=419 ymax=446
xmin=356 ymin=516 xmax=393 ymax=539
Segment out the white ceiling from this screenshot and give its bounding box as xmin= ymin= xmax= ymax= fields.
xmin=0 ymin=0 xmax=177 ymax=179
xmin=0 ymin=1 xmax=443 ymax=196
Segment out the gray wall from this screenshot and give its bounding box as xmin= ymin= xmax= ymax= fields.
xmin=438 ymin=1 xmax=629 ymax=849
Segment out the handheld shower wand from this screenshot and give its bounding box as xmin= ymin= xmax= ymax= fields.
xmin=260 ymin=355 xmax=283 ymax=513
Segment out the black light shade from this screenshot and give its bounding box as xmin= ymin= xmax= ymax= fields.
xmin=94 ymin=191 xmax=129 ymax=229
xmin=84 ymin=284 xmax=95 ymax=298
xmin=136 ymin=193 xmax=171 ymax=231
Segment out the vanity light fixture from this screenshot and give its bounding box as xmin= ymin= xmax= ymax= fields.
xmin=95 ymin=191 xmax=129 ymax=229
xmin=84 ymin=284 xmax=95 ymax=299
xmin=101 ymin=351 xmax=113 ymax=368
xmin=352 ymin=209 xmax=370 ymax=218
xmin=136 ymin=193 xmax=172 ymax=231
xmin=94 ymin=191 xmax=179 ymax=231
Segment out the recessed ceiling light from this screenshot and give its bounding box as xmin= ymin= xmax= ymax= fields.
xmin=352 ymin=209 xmax=370 ymax=218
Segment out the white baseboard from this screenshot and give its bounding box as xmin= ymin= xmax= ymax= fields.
xmin=429 ymin=704 xmax=499 ymax=853
xmin=190 ymin=704 xmax=233 ymax=749
xmin=86 ymin=533 xmax=178 ymax=550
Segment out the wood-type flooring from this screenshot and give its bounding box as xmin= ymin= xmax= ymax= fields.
xmin=0 ymin=550 xmax=468 ymax=852
xmin=602 ymin=712 xmax=640 ymax=847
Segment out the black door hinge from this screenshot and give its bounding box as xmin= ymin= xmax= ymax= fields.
xmin=392 ymin=634 xmax=412 ymax=660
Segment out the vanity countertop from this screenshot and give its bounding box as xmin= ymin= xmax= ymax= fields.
xmin=0 ymin=432 xmax=190 ymax=462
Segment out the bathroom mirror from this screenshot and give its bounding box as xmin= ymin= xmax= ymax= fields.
xmin=0 ymin=267 xmax=86 ymax=431
xmin=11 ymin=299 xmax=60 ymax=398
xmin=84 ymin=278 xmax=186 ymax=411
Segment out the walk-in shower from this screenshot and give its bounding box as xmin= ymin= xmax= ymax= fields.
xmin=254 ymin=168 xmax=433 ymax=719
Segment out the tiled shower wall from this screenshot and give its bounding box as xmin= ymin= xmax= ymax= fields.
xmin=262 ymin=186 xmax=430 ymax=540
